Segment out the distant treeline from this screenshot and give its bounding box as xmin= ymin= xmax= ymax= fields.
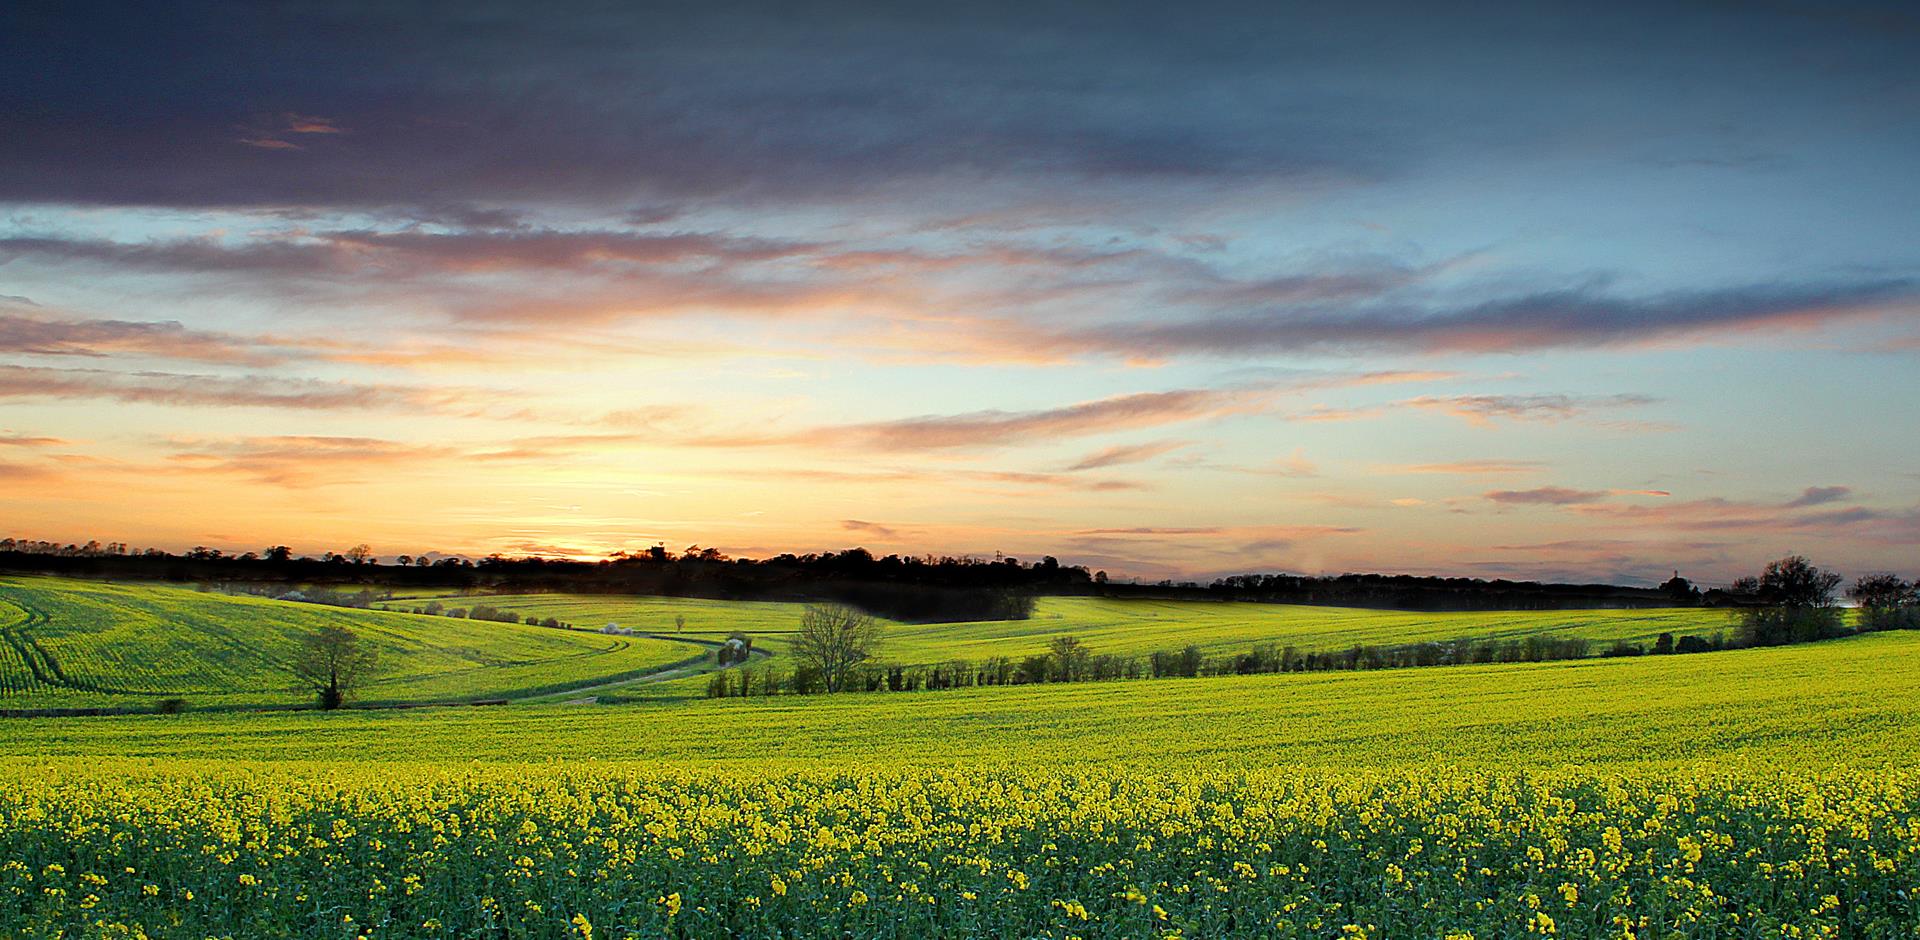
xmin=1 ymin=537 xmax=1740 ymax=621
xmin=707 ymin=632 xmax=1693 ymax=698
xmin=214 ymin=583 xmax=587 ymax=630
xmin=708 ymin=555 xmax=1917 ymax=699
xmin=705 ymin=617 xmax=1896 ymax=700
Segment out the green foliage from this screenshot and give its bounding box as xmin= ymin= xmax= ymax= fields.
xmin=4 ymin=632 xmax=1920 ymax=937
xmin=8 ymin=630 xmax=1919 ymax=766
xmin=4 ymin=764 xmax=1916 ymax=939
xmin=0 ymin=576 xmax=692 ymax=708
xmin=390 ymin=592 xmax=1737 ymax=672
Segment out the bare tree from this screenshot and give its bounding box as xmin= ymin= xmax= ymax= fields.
xmin=291 ymin=626 xmax=378 ymax=709
xmin=791 ymin=603 xmax=881 ymax=693
xmin=344 ymin=543 xmax=374 ymax=564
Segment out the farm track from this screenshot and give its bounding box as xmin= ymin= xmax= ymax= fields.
xmin=0 ymin=577 xmax=705 ymax=711
xmin=534 ymin=634 xmax=773 ymax=704
xmin=0 ymin=595 xmax=129 ymax=695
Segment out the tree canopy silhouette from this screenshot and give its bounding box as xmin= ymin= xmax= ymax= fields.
xmin=290 ymin=626 xmax=377 ymax=709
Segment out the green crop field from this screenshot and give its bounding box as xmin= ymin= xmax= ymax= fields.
xmin=4 ymin=577 xmax=1916 ymax=938
xmin=0 ymin=577 xmax=698 ymax=710
xmin=387 ymin=591 xmax=1738 ymax=666
xmin=6 ymin=624 xmax=1917 ymax=767
xmin=4 ymin=631 xmax=1919 ymax=938
xmin=12 ymin=579 xmax=1736 ymax=712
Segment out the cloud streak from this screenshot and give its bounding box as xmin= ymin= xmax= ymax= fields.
xmin=0 ymin=364 xmax=470 ymax=412
xmin=705 ymin=387 xmax=1272 ymax=452
xmin=0 ymin=311 xmax=298 ymax=366
xmin=1065 ymin=439 xmax=1192 ymax=471
xmin=164 ymin=436 xmax=452 ymax=486
xmin=1060 ymin=281 xmax=1919 ymax=357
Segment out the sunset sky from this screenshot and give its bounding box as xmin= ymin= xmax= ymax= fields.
xmin=2 ymin=1 xmax=1916 ymax=584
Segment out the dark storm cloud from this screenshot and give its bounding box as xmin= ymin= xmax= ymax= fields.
xmin=2 ymin=0 xmax=1912 ymax=228
xmin=0 ymin=230 xmax=816 ymax=276
xmin=0 ymin=0 xmax=1401 ymax=211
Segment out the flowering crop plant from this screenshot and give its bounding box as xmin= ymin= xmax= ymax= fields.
xmin=1 ymin=763 xmax=1916 ymax=938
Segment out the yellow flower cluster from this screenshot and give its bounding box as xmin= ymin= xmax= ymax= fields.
xmin=0 ymin=761 xmax=1915 ymax=938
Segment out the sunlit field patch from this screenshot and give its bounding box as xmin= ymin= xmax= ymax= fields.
xmin=392 ymin=592 xmax=1738 ymax=666
xmin=0 ymin=577 xmax=693 ymax=709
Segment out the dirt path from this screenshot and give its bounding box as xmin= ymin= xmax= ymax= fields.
xmin=524 ymin=634 xmax=772 ymax=705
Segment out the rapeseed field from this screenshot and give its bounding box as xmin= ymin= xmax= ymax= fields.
xmin=4 ymin=631 xmax=1918 ymax=938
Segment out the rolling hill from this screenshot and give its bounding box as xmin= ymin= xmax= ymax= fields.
xmin=0 ymin=576 xmax=699 ymax=709
xmin=385 ymin=591 xmax=1739 ymax=668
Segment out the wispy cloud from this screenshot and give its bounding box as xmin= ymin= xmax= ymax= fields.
xmin=0 ymin=229 xmax=816 ymax=277
xmin=0 ymin=311 xmax=298 ymax=366
xmin=1484 ymin=486 xmax=1610 ymax=505
xmin=1284 ymin=393 xmax=1657 ymax=427
xmin=163 ymin=436 xmax=452 ymax=486
xmin=1404 ymin=394 xmax=1658 ymax=426
xmin=1059 ymin=280 xmax=1919 ymax=357
xmin=705 ymin=386 xmax=1272 ymax=452
xmin=719 ymin=466 xmax=1145 ymax=493
xmin=1559 ymin=486 xmax=1920 ymax=546
xmin=1065 ymin=439 xmax=1191 ymax=471
xmin=1073 ymin=523 xmax=1360 ymax=540
xmin=0 ymin=364 xmax=472 ymax=412
xmin=1378 ymin=460 xmax=1547 ymax=476
xmin=842 ymin=519 xmax=902 ymax=539
xmin=1785 ymin=485 xmax=1853 ymax=508
xmin=0 ymin=434 xmax=68 ymax=448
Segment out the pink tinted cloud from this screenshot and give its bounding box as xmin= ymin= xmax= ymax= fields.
xmin=0 ymin=434 xmax=68 ymax=447
xmin=0 ymin=312 xmax=299 ymax=366
xmin=285 ymin=114 xmax=343 ymax=134
xmin=705 ymin=386 xmax=1273 ymax=452
xmin=162 ymin=436 xmax=455 ymax=486
xmin=1404 ymin=394 xmax=1657 ymax=426
xmin=1378 ymin=460 xmax=1547 ymax=476
xmin=1485 ymin=487 xmax=1605 ymax=505
xmin=0 ymin=364 xmax=473 ymax=412
xmin=841 ymin=519 xmax=905 ymax=539
xmin=1066 ymin=439 xmax=1192 ymax=471
xmin=1486 ymin=486 xmax=1672 ymax=505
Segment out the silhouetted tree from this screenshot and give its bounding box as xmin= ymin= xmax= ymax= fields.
xmin=291 ymin=626 xmax=377 ymax=709
xmin=1735 ymin=555 xmax=1845 ymax=646
xmin=1659 ymin=572 xmax=1699 ymax=606
xmin=1760 ymin=556 xmax=1842 ymax=607
xmin=1849 ymin=574 xmax=1918 ymax=630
